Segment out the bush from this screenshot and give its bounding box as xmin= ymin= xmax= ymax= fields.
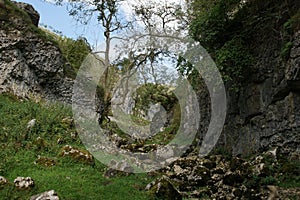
xmin=215 ymin=37 xmax=254 ymax=91
xmin=133 ymin=83 xmax=177 ymax=117
xmin=57 ymin=36 xmax=91 ymax=73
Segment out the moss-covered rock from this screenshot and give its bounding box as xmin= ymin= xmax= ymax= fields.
xmin=146 ymin=176 xmax=182 ymax=200
xmin=34 ymin=156 xmax=56 ymax=167
xmin=59 ymin=145 xmax=94 ymax=165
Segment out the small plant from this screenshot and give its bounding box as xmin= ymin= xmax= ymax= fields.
xmin=278 ymin=160 xmax=300 ymax=188
xmin=260 ymin=176 xmax=277 ymax=186
xmin=281 ymin=41 xmax=292 ymax=59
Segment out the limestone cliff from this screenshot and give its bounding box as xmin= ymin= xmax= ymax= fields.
xmin=0 ymin=0 xmax=73 ymax=103
xmin=227 ymin=31 xmax=300 ymax=157
xmin=196 ymin=0 xmax=300 ymax=158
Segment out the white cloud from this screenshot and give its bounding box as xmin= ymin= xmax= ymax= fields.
xmin=119 ymin=0 xmax=187 ymax=25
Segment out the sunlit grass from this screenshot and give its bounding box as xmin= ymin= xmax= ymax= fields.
xmin=0 ymin=94 xmax=155 ymax=199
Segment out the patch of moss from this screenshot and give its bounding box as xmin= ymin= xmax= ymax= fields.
xmin=34 ymin=156 xmax=57 ymax=167
xmin=59 ymin=145 xmax=95 ymax=166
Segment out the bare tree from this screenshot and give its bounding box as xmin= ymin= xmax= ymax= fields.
xmin=65 ymin=0 xmax=131 ymax=99
xmin=57 ymin=0 xmax=188 ymax=123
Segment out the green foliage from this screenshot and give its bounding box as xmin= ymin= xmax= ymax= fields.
xmin=280 ymin=8 xmax=300 ymax=60
xmin=187 ymin=0 xmax=300 ymax=91
xmin=210 ymin=147 xmax=232 ymax=160
xmin=189 ymin=0 xmax=242 ymax=50
xmin=260 ymin=176 xmax=278 ymax=185
xmin=243 ymin=175 xmax=278 ymax=189
xmin=134 ymin=83 xmax=177 ymax=116
xmin=187 ymin=0 xmax=254 ymax=91
xmin=277 ymin=160 xmax=300 ymax=188
xmin=244 ymin=175 xmax=260 ymax=189
xmin=215 ymin=37 xmax=254 ymax=91
xmin=281 ymin=41 xmax=293 ymax=59
xmin=56 ymin=36 xmax=91 ymax=74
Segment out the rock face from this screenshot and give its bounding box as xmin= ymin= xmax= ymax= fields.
xmin=224 ymin=30 xmax=300 ymax=157
xmin=196 ymin=1 xmax=300 ymax=158
xmin=0 ymin=1 xmax=73 ymax=103
xmin=13 ymin=1 xmax=40 ymax=26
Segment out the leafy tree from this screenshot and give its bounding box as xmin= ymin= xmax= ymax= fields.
xmin=53 ymin=0 xmax=189 ymax=123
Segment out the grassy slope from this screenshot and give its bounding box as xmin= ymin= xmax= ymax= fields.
xmin=1 ymin=4 xmax=153 ymax=198
xmin=0 ymin=94 xmax=154 ymax=199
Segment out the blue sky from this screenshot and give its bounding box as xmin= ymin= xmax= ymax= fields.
xmin=17 ymin=0 xmax=103 ymax=46
xmin=14 ymin=0 xmax=183 ymax=84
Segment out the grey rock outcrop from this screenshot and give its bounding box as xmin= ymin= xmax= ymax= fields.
xmin=14 ymin=177 xmax=34 ymax=189
xmin=12 ymin=1 xmax=40 ymax=26
xmin=30 ymin=190 xmax=60 ymax=200
xmin=0 ymin=176 xmax=8 ymax=185
xmin=0 ymin=1 xmax=73 ymax=103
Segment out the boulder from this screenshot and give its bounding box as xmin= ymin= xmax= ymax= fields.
xmin=0 ymin=176 xmax=8 ymax=185
xmin=34 ymin=156 xmax=56 ymax=167
xmin=146 ymin=176 xmax=182 ymax=200
xmin=14 ymin=177 xmax=34 ymax=189
xmin=30 ymin=190 xmax=59 ymax=200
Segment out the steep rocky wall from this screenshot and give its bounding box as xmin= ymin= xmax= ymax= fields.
xmin=194 ymin=1 xmax=300 ymax=158
xmin=207 ymin=11 xmax=300 ymax=158
xmin=225 ymin=30 xmax=300 ymax=157
xmin=0 ymin=1 xmax=73 ymax=103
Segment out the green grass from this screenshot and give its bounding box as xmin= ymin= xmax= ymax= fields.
xmin=277 ymin=160 xmax=300 ymax=188
xmin=0 ymin=94 xmax=156 ymax=199
xmin=1 ymin=160 xmax=152 ymax=199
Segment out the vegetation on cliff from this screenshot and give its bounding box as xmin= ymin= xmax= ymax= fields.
xmin=188 ymin=0 xmax=300 ymax=91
